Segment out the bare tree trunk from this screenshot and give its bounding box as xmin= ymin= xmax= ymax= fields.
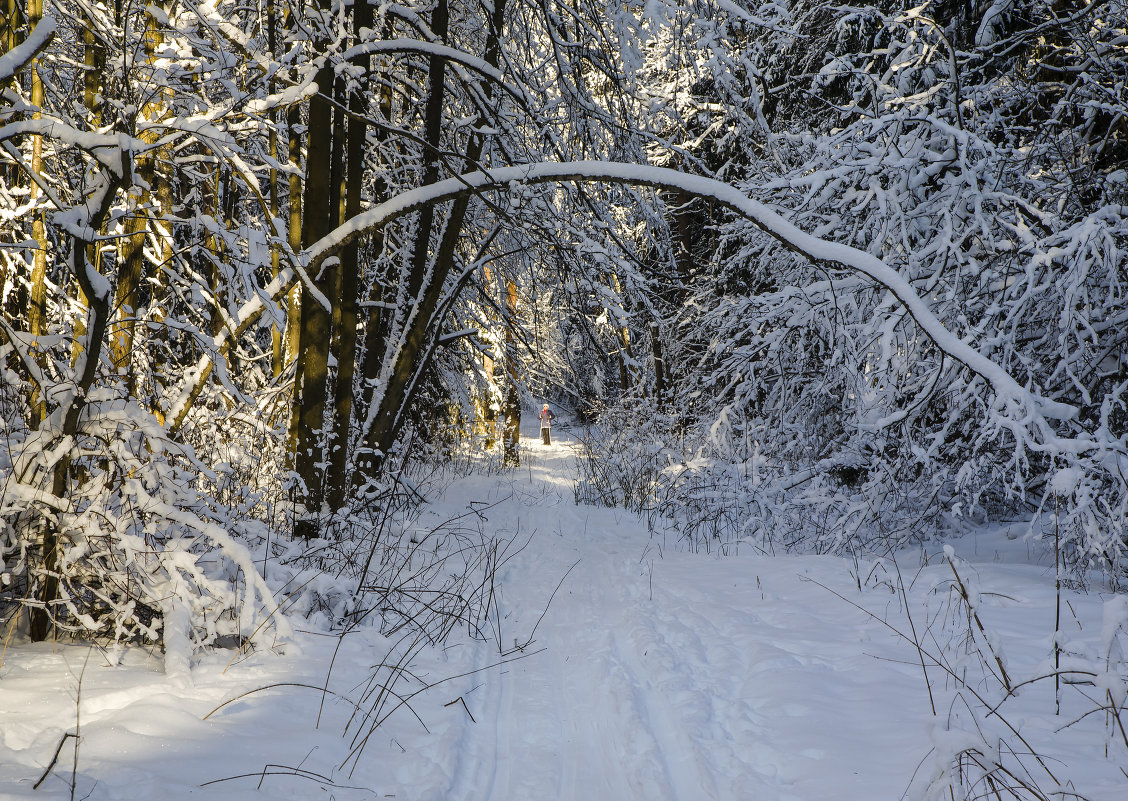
xmin=268 ymin=2 xmax=283 ymax=379
xmin=650 ymin=321 xmax=666 ymax=410
xmin=70 ymin=8 xmax=103 ymax=371
xmin=29 ymin=168 xmax=126 ymax=641
xmin=355 ymin=0 xmax=450 ymax=473
xmin=354 ymin=26 xmax=394 ymax=481
xmin=401 ymin=0 xmax=450 ymax=312
xmin=502 ymin=278 xmax=521 ymax=465
xmin=1 ymin=0 xmax=19 ymax=75
xmin=282 ymin=0 xmax=305 ymax=379
xmin=143 ymin=7 xmax=174 ymax=421
xmin=203 ymin=167 xmax=225 ymax=336
xmin=25 ymin=0 xmax=48 ymax=428
xmin=270 ymin=139 xmax=283 ymax=377
xmin=283 ymin=95 xmax=303 ymax=465
xmin=476 ymin=264 xmax=499 ymax=450
xmin=110 ymin=5 xmax=168 ymax=391
xmin=21 ymin=161 xmax=61 ymax=586
xmin=112 ymin=213 xmax=145 ymax=375
xmin=325 ymin=0 xmax=373 ymax=512
xmin=292 ymin=4 xmax=339 ymax=532
xmin=1 ymin=1 xmax=29 ymax=349
xmin=318 ymin=71 xmax=348 ymax=512
xmin=606 ymin=271 xmax=640 ymax=396
xmin=359 ymin=0 xmax=509 ymax=468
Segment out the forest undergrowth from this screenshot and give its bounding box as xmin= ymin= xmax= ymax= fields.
xmin=574 ymin=407 xmax=1128 ymax=800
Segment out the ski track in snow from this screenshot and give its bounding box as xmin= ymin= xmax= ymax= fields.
xmin=1 ymin=423 xmax=1125 ymax=800
xmin=432 ymin=428 xmax=926 ymax=801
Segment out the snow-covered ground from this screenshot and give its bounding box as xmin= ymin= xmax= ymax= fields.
xmin=2 ymin=424 xmax=1125 ymax=800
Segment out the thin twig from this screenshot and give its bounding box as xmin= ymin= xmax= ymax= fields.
xmin=509 ymin=558 xmax=580 ymax=655
xmin=33 ymin=733 xmax=77 ymax=790
xmin=200 ymin=764 xmax=371 ymax=792
xmin=891 ymin=555 xmax=937 ymax=716
xmin=443 ymin=695 xmax=476 ymax=722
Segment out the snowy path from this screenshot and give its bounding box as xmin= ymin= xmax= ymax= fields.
xmin=1 ymin=425 xmax=1124 ymax=800
xmin=420 ymin=429 xmax=927 ymax=801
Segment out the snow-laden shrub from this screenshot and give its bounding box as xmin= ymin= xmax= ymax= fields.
xmin=576 ymin=396 xmax=946 ymax=554
xmin=0 ymin=391 xmax=287 ymax=666
xmin=1039 ymin=463 xmax=1128 ymax=584
xmin=572 ymin=403 xmax=670 ymax=513
xmin=604 ymin=0 xmax=1128 ymax=574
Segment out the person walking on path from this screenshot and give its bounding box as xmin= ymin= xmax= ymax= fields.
xmin=539 ymin=404 xmax=556 ymax=445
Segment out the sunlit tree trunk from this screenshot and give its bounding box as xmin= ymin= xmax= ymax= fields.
xmin=502 ymin=278 xmax=521 ymax=465
xmin=113 ymin=5 xmax=173 ymax=399
xmin=284 ymin=88 xmax=304 ymax=464
xmin=268 ymin=2 xmax=283 ymax=378
xmin=111 ymin=4 xmax=147 ymax=378
xmin=475 ymin=264 xmax=499 ymax=450
xmin=25 ymin=0 xmax=48 ymax=428
xmin=113 ymin=215 xmax=145 ymax=375
xmin=21 ymin=0 xmax=52 ymax=639
xmin=144 ymin=5 xmax=175 ymax=417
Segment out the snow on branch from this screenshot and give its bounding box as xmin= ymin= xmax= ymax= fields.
xmin=305 ymin=162 xmax=1080 ymax=435
xmin=172 ymin=161 xmax=1095 ymax=461
xmin=0 ymin=13 xmax=55 ymax=85
xmin=0 ymin=118 xmax=139 ymax=173
xmin=339 ymin=38 xmax=508 ymax=86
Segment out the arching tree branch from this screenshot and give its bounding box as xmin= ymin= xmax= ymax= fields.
xmin=169 ymin=161 xmax=1088 ymax=462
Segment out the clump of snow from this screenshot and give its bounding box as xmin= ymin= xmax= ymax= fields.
xmin=1050 ymin=466 xmax=1082 ymax=496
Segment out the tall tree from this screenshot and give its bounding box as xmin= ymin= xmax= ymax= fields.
xmin=292 ymin=0 xmax=340 ymax=532
xmin=324 ymin=0 xmax=374 ymax=511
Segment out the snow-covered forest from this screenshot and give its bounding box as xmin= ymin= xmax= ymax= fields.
xmin=1 ymin=1 xmax=1127 ymax=798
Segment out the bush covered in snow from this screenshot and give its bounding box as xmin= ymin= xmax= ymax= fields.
xmin=0 ymin=385 xmax=287 ymax=667
xmin=571 ymin=0 xmax=1128 ymax=583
